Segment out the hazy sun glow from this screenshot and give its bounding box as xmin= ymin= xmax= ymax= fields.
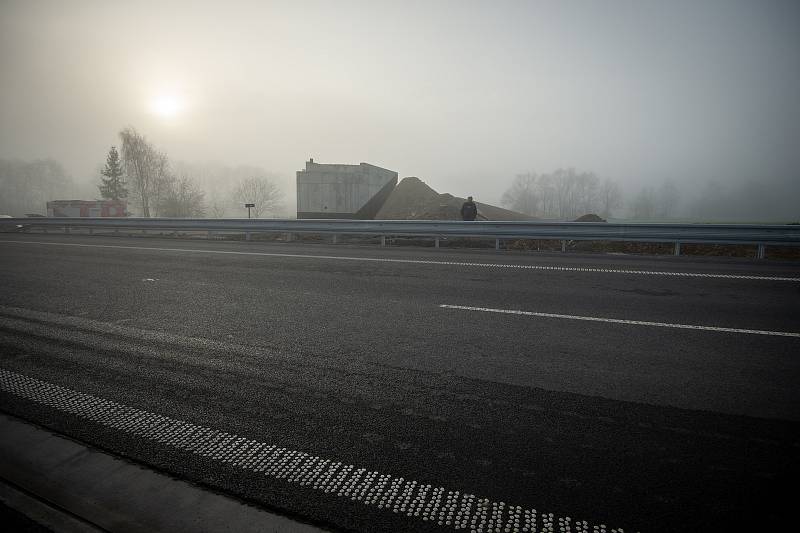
xmin=149 ymin=94 xmax=185 ymax=118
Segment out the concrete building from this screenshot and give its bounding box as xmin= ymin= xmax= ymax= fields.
xmin=296 ymin=159 xmax=398 ymax=219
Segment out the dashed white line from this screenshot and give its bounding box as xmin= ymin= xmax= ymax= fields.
xmin=439 ymin=305 xmax=800 ymax=338
xmin=2 ymin=239 xmax=798 ymax=281
xmin=0 ymin=368 xmax=632 ymax=533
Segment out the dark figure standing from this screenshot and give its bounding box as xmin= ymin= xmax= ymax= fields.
xmin=461 ymin=196 xmax=478 ymax=221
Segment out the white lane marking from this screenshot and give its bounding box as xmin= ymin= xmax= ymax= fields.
xmin=0 ymin=368 xmax=631 ymax=533
xmin=440 ymin=304 xmax=800 ymax=338
xmin=2 ymin=238 xmax=798 ymax=281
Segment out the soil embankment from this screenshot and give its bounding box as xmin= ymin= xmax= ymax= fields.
xmin=376 ymin=177 xmax=533 ymax=221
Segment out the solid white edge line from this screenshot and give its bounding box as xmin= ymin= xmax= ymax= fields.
xmin=439 ymin=305 xmax=800 ymax=338
xmin=1 ymin=239 xmax=798 ymax=281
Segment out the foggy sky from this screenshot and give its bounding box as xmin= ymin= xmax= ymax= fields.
xmin=1 ymin=0 xmax=798 ymax=214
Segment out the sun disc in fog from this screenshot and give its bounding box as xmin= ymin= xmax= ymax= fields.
xmin=149 ymin=94 xmax=185 ymax=118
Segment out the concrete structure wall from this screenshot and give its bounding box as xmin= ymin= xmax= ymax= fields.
xmin=296 ymin=160 xmax=398 ymax=219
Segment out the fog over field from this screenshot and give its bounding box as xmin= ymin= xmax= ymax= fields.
xmin=1 ymin=0 xmax=798 ymax=221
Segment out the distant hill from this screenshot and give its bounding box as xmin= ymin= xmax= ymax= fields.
xmin=376 ymin=177 xmax=534 ymax=221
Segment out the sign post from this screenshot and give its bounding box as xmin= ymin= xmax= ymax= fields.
xmin=244 ymin=203 xmax=255 ymax=219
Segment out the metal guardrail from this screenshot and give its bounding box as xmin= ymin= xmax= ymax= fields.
xmin=3 ymin=217 xmax=799 ymax=257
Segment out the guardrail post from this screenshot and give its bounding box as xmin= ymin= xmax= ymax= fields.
xmin=332 ymin=234 xmax=339 ymax=244
xmin=674 ymin=242 xmax=681 ymax=256
xmin=757 ymin=244 xmax=765 ymax=259
xmin=245 ymin=232 xmax=251 ymax=241
xmin=284 ymin=232 xmax=293 ymax=242
xmin=561 ymin=240 xmax=566 ymax=253
xmin=495 ymin=238 xmax=500 ymax=251
xmin=380 ymin=235 xmax=386 ymax=247
xmin=434 ymin=237 xmax=439 ymax=248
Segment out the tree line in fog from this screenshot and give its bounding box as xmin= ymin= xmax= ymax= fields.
xmin=111 ymin=127 xmax=285 ymax=218
xmin=0 ymin=128 xmax=287 ymax=218
xmin=501 ymin=170 xmax=624 ymax=220
xmin=0 ymin=158 xmax=80 ymax=216
xmin=2 ymin=145 xmax=796 ymax=222
xmin=499 ymin=169 xmax=796 ymax=222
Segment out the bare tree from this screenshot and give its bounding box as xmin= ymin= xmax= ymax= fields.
xmin=574 ymin=172 xmax=600 ymax=216
xmin=599 ymin=178 xmax=623 ymax=218
xmin=631 ymin=187 xmax=657 ymax=219
xmin=232 ymin=176 xmax=283 ymax=218
xmin=119 ymin=128 xmax=152 ymax=216
xmin=502 ymin=168 xmax=620 ymax=219
xmin=500 ymin=173 xmax=539 ymax=215
xmin=159 ymin=174 xmax=206 ymax=217
xmin=656 ymin=179 xmax=680 ymax=219
xmin=172 ymin=161 xmax=287 ymax=218
xmin=538 ymin=173 xmax=556 ymax=218
xmin=553 ymin=169 xmax=574 ymax=219
xmin=0 ymin=157 xmax=75 ymax=216
xmin=119 ymin=127 xmax=172 ymax=217
xmin=149 ymin=151 xmax=171 ymax=217
xmin=208 ymin=200 xmax=227 ymax=218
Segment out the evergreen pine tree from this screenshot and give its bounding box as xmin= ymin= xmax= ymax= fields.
xmin=98 ymin=146 xmax=127 ymax=200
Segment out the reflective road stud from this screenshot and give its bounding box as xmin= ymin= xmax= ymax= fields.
xmin=0 ymin=368 xmax=631 ymax=533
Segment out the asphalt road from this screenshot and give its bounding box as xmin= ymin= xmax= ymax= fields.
xmin=1 ymin=234 xmax=799 ymax=532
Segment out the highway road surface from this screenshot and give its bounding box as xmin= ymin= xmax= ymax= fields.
xmin=1 ymin=234 xmax=799 ymax=532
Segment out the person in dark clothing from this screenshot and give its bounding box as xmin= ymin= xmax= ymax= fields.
xmin=460 ymin=196 xmax=478 ymax=221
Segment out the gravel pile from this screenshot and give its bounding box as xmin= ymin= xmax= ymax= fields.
xmin=376 ymin=177 xmax=533 ymax=221
xmin=573 ymin=213 xmax=606 ymax=222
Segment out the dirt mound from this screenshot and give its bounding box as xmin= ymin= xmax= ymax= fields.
xmin=476 ymin=201 xmax=534 ymax=221
xmin=376 ymin=177 xmax=533 ymax=221
xmin=574 ymin=213 xmax=606 ymax=222
xmin=375 ymin=177 xmax=439 ymax=219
